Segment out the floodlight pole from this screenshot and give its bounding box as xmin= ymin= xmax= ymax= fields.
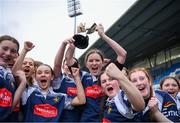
xmin=67 ymin=0 xmax=82 ymax=34
xmin=73 ymin=0 xmax=76 ymax=34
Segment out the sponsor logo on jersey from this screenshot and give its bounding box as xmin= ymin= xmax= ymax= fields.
xmin=85 ymin=85 xmax=105 ymax=98
xmin=0 ymin=88 xmax=12 ymax=107
xmin=67 ymin=87 xmax=77 ymax=96
xmin=34 ymin=104 xmax=58 ymax=118
xmin=163 ymin=101 xmax=179 ymax=117
xmin=164 ymin=101 xmax=176 ymax=108
xmin=102 ymin=118 xmax=111 ymax=123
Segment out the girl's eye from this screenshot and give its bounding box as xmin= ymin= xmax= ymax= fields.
xmin=109 ymin=77 xmax=115 ymax=81
xmin=101 ymin=80 xmax=106 ymax=84
xmin=132 ymin=80 xmax=137 ymax=83
xmin=139 ymin=76 xmax=145 ymax=81
xmin=172 ymin=84 xmax=178 ymax=87
xmin=37 ymin=71 xmax=42 ymax=74
xmin=2 ymin=46 xmax=8 ymax=51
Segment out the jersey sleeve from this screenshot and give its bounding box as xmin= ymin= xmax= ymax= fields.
xmin=52 ymin=74 xmax=64 ymax=90
xmin=62 ymin=93 xmax=74 ymax=110
xmin=21 ymin=87 xmax=36 ymax=105
xmin=114 ymin=90 xmax=135 ymax=119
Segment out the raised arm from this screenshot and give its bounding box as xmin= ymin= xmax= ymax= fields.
xmin=12 ymin=70 xmax=27 ymax=108
xmin=53 ymin=39 xmax=72 ymax=78
xmin=97 ymin=24 xmax=127 ymax=64
xmin=64 ymin=38 xmax=75 ymax=66
xmin=106 ymin=63 xmax=145 ymax=111
xmin=70 ymin=67 xmax=86 ymax=105
xmin=12 ymin=41 xmax=34 ymax=73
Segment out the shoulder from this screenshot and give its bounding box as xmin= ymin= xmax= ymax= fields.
xmin=155 ymin=89 xmax=170 ymax=97
xmin=80 ymin=70 xmax=93 ymax=80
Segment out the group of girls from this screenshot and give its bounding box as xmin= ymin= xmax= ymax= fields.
xmin=0 ymin=22 xmax=180 ymax=122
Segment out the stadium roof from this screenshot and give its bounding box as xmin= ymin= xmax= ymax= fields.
xmin=79 ymin=0 xmax=180 ymax=68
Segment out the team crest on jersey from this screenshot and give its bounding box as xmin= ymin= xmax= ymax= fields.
xmin=107 ymin=105 xmax=112 ymax=114
xmin=53 ymin=97 xmax=60 ymax=103
xmin=10 ymin=80 xmax=15 ymax=89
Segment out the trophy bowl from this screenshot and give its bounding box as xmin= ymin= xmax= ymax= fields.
xmin=73 ymin=33 xmax=89 ymax=49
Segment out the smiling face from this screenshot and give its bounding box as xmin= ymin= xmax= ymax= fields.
xmin=85 ymin=52 xmax=103 ymax=76
xmin=35 ymin=64 xmax=54 ymax=92
xmin=100 ymin=72 xmax=120 ymax=99
xmin=129 ymin=70 xmax=151 ymax=99
xmin=160 ymin=77 xmax=180 ymax=98
xmin=0 ymin=40 xmax=18 ymax=67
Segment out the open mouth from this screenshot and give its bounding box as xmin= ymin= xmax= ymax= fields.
xmin=40 ymin=79 xmax=47 ymax=83
xmin=92 ymin=66 xmax=98 ymax=70
xmin=3 ymin=57 xmax=11 ymax=62
xmin=107 ymin=87 xmax=113 ymax=93
xmin=168 ymin=91 xmax=175 ymax=94
xmin=24 ymin=69 xmax=30 ymax=73
xmin=91 ymin=67 xmax=98 ymax=74
xmin=138 ymin=86 xmax=145 ymax=91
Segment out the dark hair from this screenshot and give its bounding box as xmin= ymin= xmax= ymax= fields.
xmin=160 ymin=76 xmax=180 ymax=89
xmin=97 ymin=70 xmax=107 ymax=120
xmin=0 ymin=35 xmax=20 ymax=52
xmin=34 ymin=60 xmax=43 ymax=68
xmin=36 ymin=64 xmax=54 ymax=76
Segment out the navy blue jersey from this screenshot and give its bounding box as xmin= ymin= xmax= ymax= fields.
xmin=53 ymin=73 xmax=81 ymax=122
xmin=4 ymin=81 xmax=20 ymax=122
xmin=0 ymin=66 xmax=16 ymax=121
xmin=23 ymin=87 xmax=72 ymax=122
xmin=80 ymin=74 xmax=104 ymax=122
xmin=156 ymin=89 xmax=180 ymax=122
xmin=102 ymin=90 xmax=135 ymax=122
xmin=53 ymin=70 xmax=104 ymax=122
xmin=134 ymin=89 xmax=180 ymax=122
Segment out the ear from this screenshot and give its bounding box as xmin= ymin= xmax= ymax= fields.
xmin=51 ymin=75 xmax=54 ymax=81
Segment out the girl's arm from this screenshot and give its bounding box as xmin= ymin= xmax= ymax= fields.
xmin=53 ymin=39 xmax=73 ymax=78
xmin=12 ymin=70 xmax=27 ymax=108
xmin=106 ymin=63 xmax=145 ymax=111
xmin=64 ymin=38 xmax=76 ymax=66
xmin=71 ymin=67 xmax=86 ymax=105
xmin=148 ymin=96 xmax=173 ymax=122
xmin=12 ymin=41 xmax=34 ymax=73
xmin=97 ymin=24 xmax=127 ymax=64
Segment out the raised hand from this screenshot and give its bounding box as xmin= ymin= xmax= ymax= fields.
xmin=96 ymin=23 xmax=105 ymax=36
xmin=106 ymin=63 xmax=124 ymax=80
xmin=24 ymin=41 xmax=35 ymax=52
xmin=148 ymin=96 xmax=159 ymax=113
xmin=77 ymin=22 xmax=86 ymax=33
xmin=71 ymin=67 xmax=80 ymax=79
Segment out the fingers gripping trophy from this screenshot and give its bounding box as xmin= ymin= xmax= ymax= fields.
xmin=73 ymin=23 xmax=97 ymax=49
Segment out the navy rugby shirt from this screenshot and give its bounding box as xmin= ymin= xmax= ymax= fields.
xmin=102 ymin=90 xmax=135 ymax=122
xmin=23 ymin=87 xmax=73 ymax=122
xmin=0 ymin=66 xmax=16 ymax=121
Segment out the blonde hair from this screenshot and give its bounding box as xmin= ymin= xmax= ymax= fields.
xmin=84 ymin=49 xmax=104 ymax=65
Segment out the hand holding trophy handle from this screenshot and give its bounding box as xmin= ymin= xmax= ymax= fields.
xmin=73 ymin=23 xmax=97 ymax=49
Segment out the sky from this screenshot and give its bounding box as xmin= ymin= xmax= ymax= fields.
xmin=0 ymin=0 xmax=137 ymax=67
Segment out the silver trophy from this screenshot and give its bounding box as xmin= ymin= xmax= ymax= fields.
xmin=73 ymin=23 xmax=97 ymax=49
